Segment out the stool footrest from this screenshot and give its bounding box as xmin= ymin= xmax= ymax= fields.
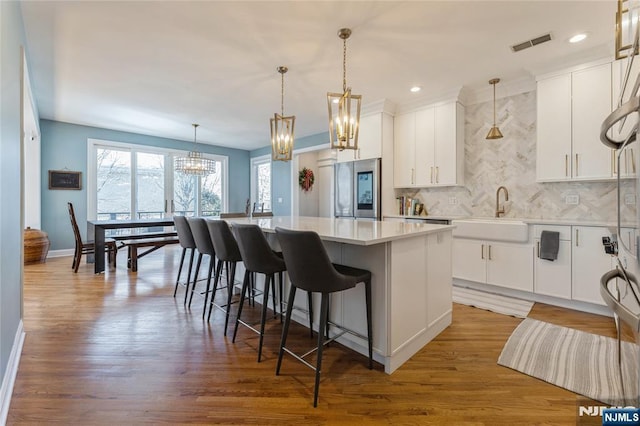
xmin=327 ymin=320 xmax=368 ymax=343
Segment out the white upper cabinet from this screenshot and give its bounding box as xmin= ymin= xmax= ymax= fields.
xmin=394 ymin=100 xmax=464 ymax=188
xmin=393 ymin=112 xmax=416 ymax=187
xmin=337 ymin=113 xmax=385 ymax=162
xmin=537 ymin=62 xmax=613 ymax=182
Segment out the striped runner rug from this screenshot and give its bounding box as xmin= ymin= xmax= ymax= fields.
xmin=498 ymin=318 xmax=639 ymax=406
xmin=452 ymin=286 xmax=533 ymax=318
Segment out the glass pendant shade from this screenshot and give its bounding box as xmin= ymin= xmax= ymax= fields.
xmin=175 ymin=124 xmax=216 ymax=175
xmin=327 ymin=28 xmax=361 ymax=151
xmin=486 ymin=78 xmax=504 ymax=140
xmin=270 ymin=66 xmax=295 ymax=162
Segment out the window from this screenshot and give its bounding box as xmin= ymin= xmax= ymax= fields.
xmin=88 ymin=139 xmax=228 ymax=222
xmin=251 ymin=155 xmax=271 ymax=212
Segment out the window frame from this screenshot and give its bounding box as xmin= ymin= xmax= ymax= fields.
xmin=87 ymin=138 xmax=228 ymax=220
xmin=250 ymin=154 xmax=272 ymax=212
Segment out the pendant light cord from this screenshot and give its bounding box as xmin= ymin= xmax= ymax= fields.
xmin=493 ymin=83 xmax=497 ymax=125
xmin=281 ymin=71 xmax=285 ymax=116
xmin=343 ymin=37 xmax=347 ymax=93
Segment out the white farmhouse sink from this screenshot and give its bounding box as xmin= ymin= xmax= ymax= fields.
xmin=451 ymin=218 xmax=529 ymax=242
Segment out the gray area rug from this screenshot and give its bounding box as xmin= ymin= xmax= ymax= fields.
xmin=498 ymin=318 xmax=639 ymax=406
xmin=452 ymin=286 xmax=533 ymax=318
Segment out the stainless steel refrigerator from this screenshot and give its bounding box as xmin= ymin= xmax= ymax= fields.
xmin=334 ymin=158 xmax=381 ymax=219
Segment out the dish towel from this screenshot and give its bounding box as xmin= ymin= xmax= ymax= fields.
xmin=540 ymin=230 xmax=560 ymax=261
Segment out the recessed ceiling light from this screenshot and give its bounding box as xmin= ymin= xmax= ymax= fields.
xmin=569 ymin=33 xmax=587 ymax=43
xmin=410 ymin=86 xmax=421 ymax=93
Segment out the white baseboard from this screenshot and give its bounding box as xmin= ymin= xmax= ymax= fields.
xmin=47 ymin=249 xmax=73 ymax=258
xmin=0 ymin=320 xmax=25 ymax=425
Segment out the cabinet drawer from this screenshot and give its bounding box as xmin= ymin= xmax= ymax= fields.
xmin=533 ymin=225 xmax=571 ymax=241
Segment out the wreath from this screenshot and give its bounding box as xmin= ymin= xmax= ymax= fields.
xmin=298 ymin=167 xmax=315 ymax=192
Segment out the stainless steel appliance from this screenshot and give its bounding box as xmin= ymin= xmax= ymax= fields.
xmin=599 ymin=23 xmax=640 ymax=406
xmin=334 ymin=158 xmax=381 ymax=219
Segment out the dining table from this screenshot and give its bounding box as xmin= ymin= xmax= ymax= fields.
xmin=87 ymin=217 xmax=175 ymax=274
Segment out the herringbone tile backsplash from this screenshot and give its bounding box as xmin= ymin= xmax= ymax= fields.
xmin=398 ymin=91 xmax=637 ymax=223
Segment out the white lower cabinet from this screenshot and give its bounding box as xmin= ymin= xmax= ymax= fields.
xmin=571 ymin=226 xmax=612 ymax=306
xmin=453 ymin=239 xmax=533 ymax=292
xmin=533 ymin=225 xmax=572 ymax=299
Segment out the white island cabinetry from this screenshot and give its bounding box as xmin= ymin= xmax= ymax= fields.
xmin=231 ymin=216 xmax=454 ymax=374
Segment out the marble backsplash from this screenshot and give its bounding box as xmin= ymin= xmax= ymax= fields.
xmin=397 ymin=91 xmax=637 ymax=223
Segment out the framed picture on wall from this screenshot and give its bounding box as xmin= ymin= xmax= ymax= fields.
xmin=48 ymin=170 xmax=82 ymax=190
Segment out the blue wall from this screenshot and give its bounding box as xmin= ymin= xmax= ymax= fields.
xmin=250 ymin=132 xmax=329 ymax=216
xmin=40 ymin=119 xmax=251 ymax=250
xmin=1 ymin=0 xmax=26 ymax=409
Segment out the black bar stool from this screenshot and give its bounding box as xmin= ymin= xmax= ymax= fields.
xmin=173 ymin=215 xmax=197 ymax=302
xmin=206 ymin=219 xmax=242 ymax=335
xmin=231 ymin=223 xmax=285 ymax=362
xmin=186 ymin=217 xmax=217 ymax=316
xmin=274 ymin=226 xmax=373 ymax=408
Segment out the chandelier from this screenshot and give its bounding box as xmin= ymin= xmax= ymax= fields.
xmin=270 ymin=66 xmax=295 ymax=162
xmin=486 ymin=78 xmax=504 ymax=140
xmin=175 ymin=124 xmax=216 ymax=176
xmin=327 ymin=28 xmax=361 ymax=151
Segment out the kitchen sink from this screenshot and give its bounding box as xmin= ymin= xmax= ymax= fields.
xmin=451 ymin=218 xmax=529 ymax=242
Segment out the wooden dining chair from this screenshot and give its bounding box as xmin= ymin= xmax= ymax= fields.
xmin=68 ymin=202 xmax=117 ymax=273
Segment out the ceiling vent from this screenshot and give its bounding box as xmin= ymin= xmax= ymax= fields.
xmin=511 ymin=33 xmax=553 ymax=52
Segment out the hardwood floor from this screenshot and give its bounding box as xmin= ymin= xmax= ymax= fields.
xmin=7 ymin=247 xmax=632 ymax=425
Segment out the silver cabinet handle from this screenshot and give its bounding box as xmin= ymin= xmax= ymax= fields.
xmin=481 ymin=244 xmax=484 ymax=259
xmin=164 ymin=199 xmax=168 ymax=213
xmin=488 ymin=245 xmax=492 ymax=260
xmin=536 ymin=241 xmax=540 ymax=258
xmin=575 ymin=228 xmax=579 ymax=246
xmin=411 ymin=168 xmax=415 ymax=185
xmin=575 ymin=153 xmax=579 ymax=177
xmin=631 ymin=149 xmax=636 ymax=174
xmin=436 ymin=166 xmax=439 ymax=183
xmin=565 ymin=154 xmax=569 ymax=177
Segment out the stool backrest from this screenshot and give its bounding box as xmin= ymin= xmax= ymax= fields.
xmin=173 ymin=215 xmax=196 ymax=249
xmin=187 ymin=217 xmax=215 ymax=256
xmin=275 ymin=227 xmax=352 ymax=294
xmin=206 ymin=219 xmax=241 ymax=262
xmin=232 ymin=223 xmax=284 ymax=274
xmin=251 ymin=212 xmax=273 ymax=218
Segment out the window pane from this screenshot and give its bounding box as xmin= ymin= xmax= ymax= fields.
xmin=173 ymin=171 xmax=197 ymax=217
xmin=136 ymin=152 xmax=165 ymax=219
xmin=201 ymin=161 xmax=222 ymax=216
xmin=97 ymin=149 xmax=131 ymax=220
xmin=257 ymin=162 xmax=271 ymax=211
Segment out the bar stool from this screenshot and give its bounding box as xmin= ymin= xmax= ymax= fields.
xmin=173 ymin=215 xmax=197 ymax=302
xmin=231 ymin=223 xmax=286 ymax=362
xmin=206 ymin=219 xmax=242 ymax=335
xmin=186 ymin=217 xmax=217 ymax=315
xmin=274 ymin=227 xmax=373 ymax=408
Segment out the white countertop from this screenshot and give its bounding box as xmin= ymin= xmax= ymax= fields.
xmin=226 ymin=216 xmax=455 ymax=246
xmin=384 ymin=214 xmax=470 ymax=221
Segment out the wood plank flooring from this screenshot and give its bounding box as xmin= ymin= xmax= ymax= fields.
xmin=7 ymin=247 xmax=633 ymax=425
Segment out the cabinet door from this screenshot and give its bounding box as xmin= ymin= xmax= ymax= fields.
xmin=336 ymin=147 xmax=357 ymax=163
xmin=426 ymin=232 xmax=452 ymax=327
xmin=534 ymin=239 xmax=572 ymax=299
xmin=572 ymin=63 xmax=613 ymax=179
xmin=357 ymin=113 xmax=382 ymax=160
xmin=394 ymin=112 xmax=416 ymax=187
xmin=612 ymin=59 xmax=639 ymax=178
xmin=571 ymin=226 xmax=611 ymax=305
xmin=415 ymin=107 xmax=435 ymax=186
xmin=434 ymin=102 xmax=457 ymax=185
xmin=486 ymin=242 xmax=534 ymax=292
xmin=537 ymin=74 xmax=572 ymax=181
xmin=452 ymin=239 xmax=486 ymax=282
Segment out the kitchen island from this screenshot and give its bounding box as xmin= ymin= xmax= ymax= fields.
xmin=229 ymin=216 xmax=454 ymax=374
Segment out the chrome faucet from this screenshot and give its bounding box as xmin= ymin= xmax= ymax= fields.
xmin=495 ymin=186 xmax=509 ymax=218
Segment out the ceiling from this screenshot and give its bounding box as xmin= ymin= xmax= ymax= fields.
xmin=21 ymin=1 xmax=617 ymax=151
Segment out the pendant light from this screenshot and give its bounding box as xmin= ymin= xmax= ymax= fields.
xmin=270 ymin=66 xmax=295 ymax=162
xmin=175 ymin=124 xmax=216 ymax=175
xmin=327 ymin=28 xmax=362 ymax=151
xmin=486 ymin=78 xmax=504 ymax=140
